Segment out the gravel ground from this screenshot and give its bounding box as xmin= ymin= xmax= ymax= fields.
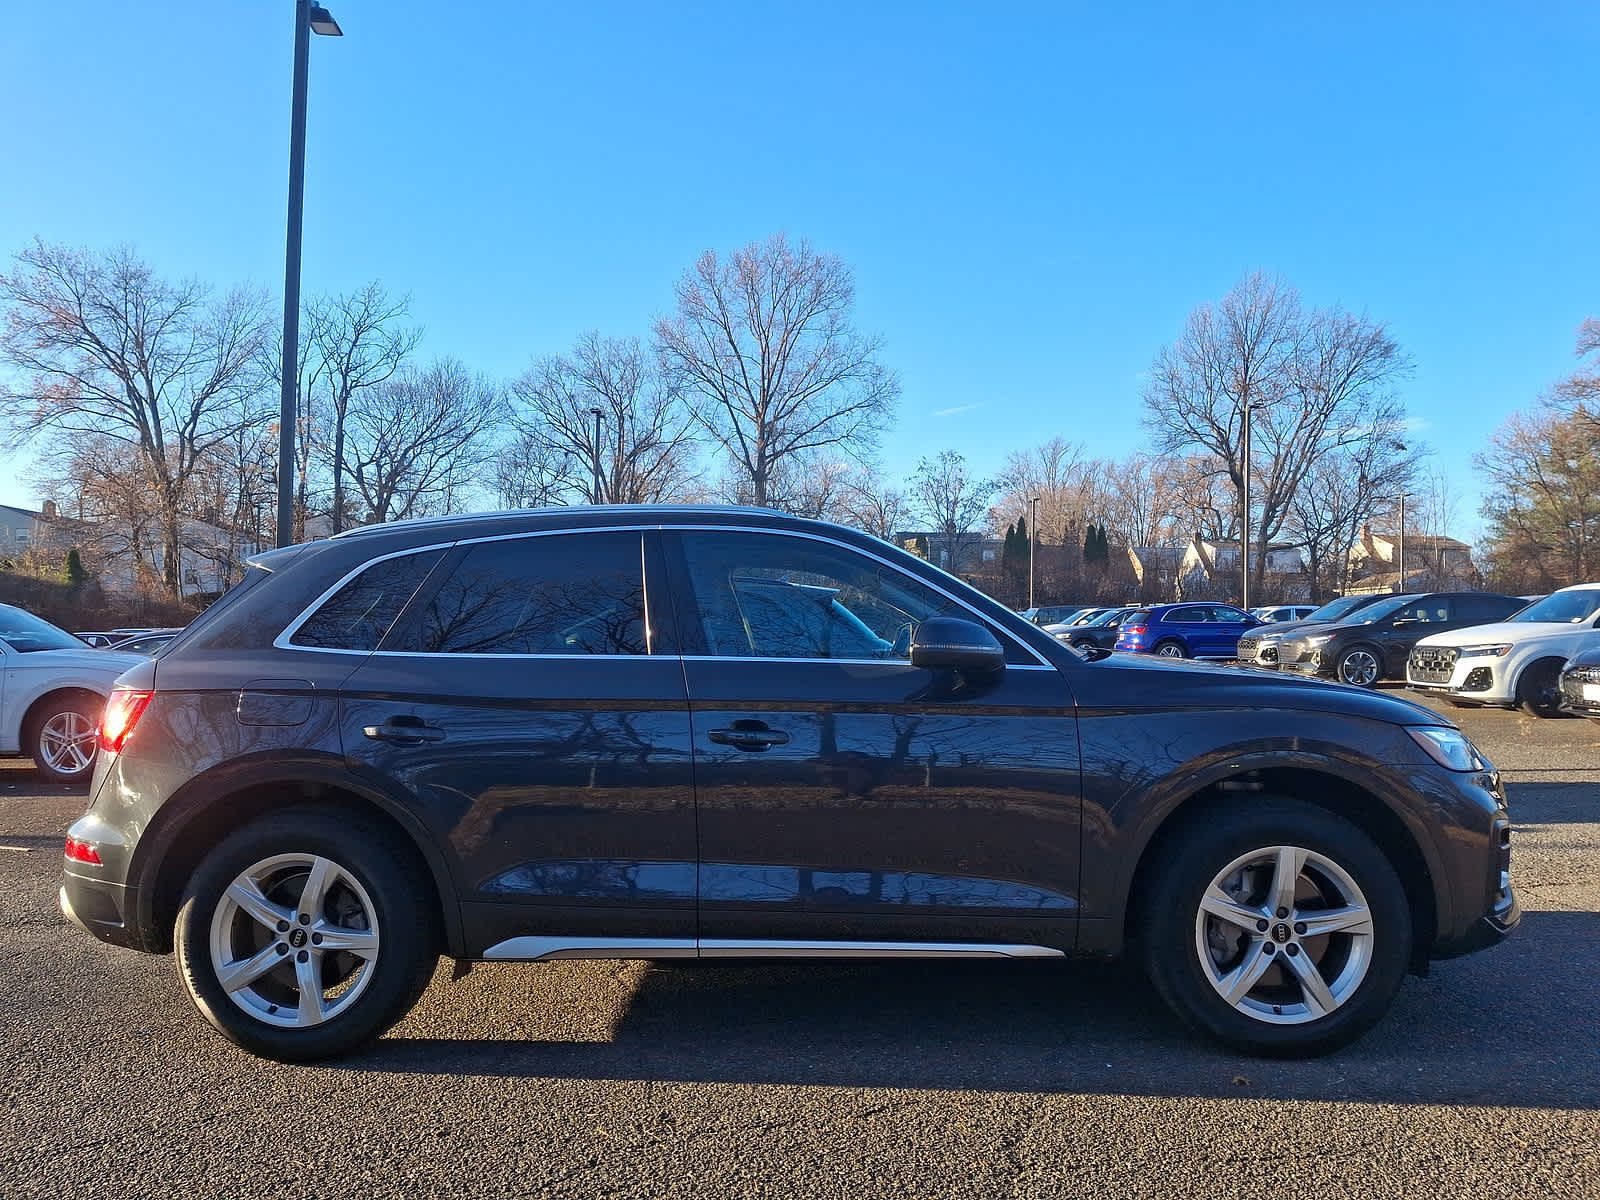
xmin=2 ymin=691 xmax=1596 ymax=1198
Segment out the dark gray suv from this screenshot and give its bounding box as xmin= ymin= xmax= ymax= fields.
xmin=61 ymin=506 xmax=1518 ymax=1061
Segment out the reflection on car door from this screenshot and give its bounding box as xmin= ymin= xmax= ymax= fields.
xmin=664 ymin=527 xmax=1082 ymax=951
xmin=338 ymin=528 xmax=697 ymax=951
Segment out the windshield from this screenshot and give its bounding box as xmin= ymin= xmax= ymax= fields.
xmin=0 ymin=605 xmax=85 ymax=653
xmin=1304 ymin=595 xmax=1371 ymax=623
xmin=1510 ymin=590 xmax=1600 ymax=624
xmin=1085 ymin=608 xmax=1127 ymax=627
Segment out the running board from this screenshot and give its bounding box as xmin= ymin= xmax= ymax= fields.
xmin=481 ymin=936 xmax=1063 ymax=962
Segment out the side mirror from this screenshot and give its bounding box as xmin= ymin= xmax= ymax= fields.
xmin=910 ymin=616 xmax=1006 ymax=675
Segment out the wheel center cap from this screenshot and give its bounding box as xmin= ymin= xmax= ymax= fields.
xmin=1271 ymin=923 xmax=1291 ymax=944
xmin=289 ymin=928 xmax=308 ymax=949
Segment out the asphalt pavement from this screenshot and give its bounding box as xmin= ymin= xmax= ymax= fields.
xmin=2 ymin=691 xmax=1597 ymax=1198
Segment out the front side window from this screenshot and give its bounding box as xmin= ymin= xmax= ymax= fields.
xmin=290 ymin=550 xmax=446 ymax=650
xmin=675 ymin=531 xmax=968 ymax=661
xmin=413 ymin=532 xmax=647 ymax=655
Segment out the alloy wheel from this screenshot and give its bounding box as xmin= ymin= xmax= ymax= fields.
xmin=1337 ymin=649 xmax=1380 ymax=687
xmin=39 ymin=710 xmax=97 ymax=776
xmin=1157 ymin=643 xmax=1186 ymax=658
xmin=1193 ymin=845 xmax=1375 ymax=1025
xmin=208 ymin=853 xmax=381 ymax=1029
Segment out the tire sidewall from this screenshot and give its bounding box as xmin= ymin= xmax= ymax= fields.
xmin=175 ymin=809 xmax=436 ymax=1061
xmin=1336 ymin=645 xmax=1382 ymax=689
xmin=1145 ymin=800 xmax=1412 ymax=1057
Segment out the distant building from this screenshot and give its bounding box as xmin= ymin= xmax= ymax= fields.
xmin=0 ymin=503 xmax=41 ymax=555
xmin=1348 ymin=524 xmax=1474 ymax=589
xmin=894 ymin=530 xmax=1004 ymax=574
xmin=1180 ymin=536 xmax=1305 ymax=582
xmin=1126 ymin=545 xmax=1184 ymax=591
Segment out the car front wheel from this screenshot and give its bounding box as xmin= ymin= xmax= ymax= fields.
xmin=1142 ymin=798 xmax=1411 ymax=1057
xmin=1335 ymin=646 xmax=1382 ymax=688
xmin=174 ymin=807 xmax=439 ymax=1062
xmin=1516 ymin=659 xmax=1566 ymax=718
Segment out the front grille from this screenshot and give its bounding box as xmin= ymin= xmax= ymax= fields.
xmin=1463 ymin=667 xmax=1493 ymax=692
xmin=1409 ymin=645 xmax=1459 ymax=684
xmin=1237 ymin=636 xmax=1259 ymax=658
xmin=1562 ymin=667 xmax=1600 ymax=706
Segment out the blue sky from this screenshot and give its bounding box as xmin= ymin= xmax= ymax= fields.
xmin=3 ymin=1 xmax=1596 ymax=539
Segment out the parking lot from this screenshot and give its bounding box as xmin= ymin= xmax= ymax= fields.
xmin=3 ymin=691 xmax=1597 ymax=1199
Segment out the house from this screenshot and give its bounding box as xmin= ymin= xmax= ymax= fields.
xmin=1180 ymin=536 xmax=1305 ymax=582
xmin=894 ymin=530 xmax=1005 ymax=574
xmin=1348 ymin=524 xmax=1475 ymax=588
xmin=0 ymin=503 xmax=41 ymax=556
xmin=1126 ymin=545 xmax=1184 ymax=590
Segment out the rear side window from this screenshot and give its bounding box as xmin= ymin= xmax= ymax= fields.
xmin=1459 ymin=594 xmax=1520 ymax=622
xmin=411 ymin=532 xmax=647 ymax=655
xmin=291 ymin=550 xmax=446 ymax=650
xmin=1169 ymin=606 xmax=1207 ymax=622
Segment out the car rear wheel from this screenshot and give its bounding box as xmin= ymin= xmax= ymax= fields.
xmin=1154 ymin=640 xmax=1189 ymax=659
xmin=30 ymin=696 xmax=101 ymax=784
xmin=175 ymin=807 xmax=439 ymax=1062
xmin=1141 ymin=798 xmax=1410 ymax=1057
xmin=1335 ymin=646 xmax=1382 ymax=688
xmin=1516 ymin=659 xmax=1566 ymax=718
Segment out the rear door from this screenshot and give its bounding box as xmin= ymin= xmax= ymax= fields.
xmin=1381 ymin=595 xmax=1453 ymax=675
xmin=1166 ymin=606 xmax=1212 ymax=656
xmin=665 ymin=526 xmax=1082 ymax=952
xmin=337 ymin=528 xmax=697 ymax=956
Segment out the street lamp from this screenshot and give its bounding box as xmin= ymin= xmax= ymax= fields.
xmin=590 ymin=407 xmax=605 ymax=504
xmin=275 ymin=2 xmax=342 ymax=548
xmin=1027 ymin=496 xmax=1040 ymax=610
xmin=1240 ymin=401 xmax=1264 ymax=611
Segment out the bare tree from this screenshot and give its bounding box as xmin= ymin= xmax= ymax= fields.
xmin=1554 ymin=317 xmax=1600 ymax=418
xmin=0 ymin=242 xmax=270 ymax=595
xmin=344 ymin=358 xmax=504 ymax=525
xmin=989 ymin=437 xmax=1106 ymax=546
xmin=908 ymin=450 xmax=995 ymax=574
xmin=307 ymin=283 xmax=420 ymax=533
xmin=508 ymin=332 xmax=696 ymax=505
xmin=1144 ymin=272 xmax=1413 ymax=597
xmin=1476 ymin=407 xmax=1600 ymax=590
xmin=1287 ymin=439 xmax=1418 ymax=599
xmin=1102 ymin=453 xmax=1193 ymax=549
xmin=839 ymin=466 xmax=910 ymax=543
xmin=654 ymin=234 xmax=899 ymax=506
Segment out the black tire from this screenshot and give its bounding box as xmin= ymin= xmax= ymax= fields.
xmin=28 ymin=693 xmax=101 ymax=784
xmin=1141 ymin=798 xmax=1411 ymax=1058
xmin=1153 ymin=639 xmax=1189 ymax=659
xmin=174 ymin=806 xmax=440 ymax=1062
xmin=1516 ymin=659 xmax=1566 ymax=718
xmin=1334 ymin=645 xmax=1383 ymax=689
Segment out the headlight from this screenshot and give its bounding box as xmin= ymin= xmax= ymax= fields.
xmin=1305 ymin=634 xmax=1334 ymax=647
xmin=1407 ymin=726 xmax=1486 ymax=772
xmin=1458 ymin=644 xmax=1512 ymax=658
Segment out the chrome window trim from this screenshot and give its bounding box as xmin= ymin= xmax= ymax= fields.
xmin=272 ymin=522 xmax=1054 ymax=668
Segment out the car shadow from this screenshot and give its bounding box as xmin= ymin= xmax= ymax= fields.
xmin=341 ymin=909 xmax=1600 ymax=1109
xmin=1506 ymin=780 xmax=1600 ymax=825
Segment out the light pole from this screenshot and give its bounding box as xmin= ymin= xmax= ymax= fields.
xmin=590 ymin=407 xmax=604 ymax=504
xmin=1397 ymin=491 xmax=1407 ymax=592
xmin=275 ymin=2 xmax=343 ymax=548
xmin=1240 ymin=402 xmax=1255 ymax=611
xmin=1028 ymin=496 xmax=1039 ymax=609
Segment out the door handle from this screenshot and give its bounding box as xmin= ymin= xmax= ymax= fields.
xmin=362 ymin=716 xmax=446 ymax=745
xmin=708 ymin=725 xmax=790 ymax=751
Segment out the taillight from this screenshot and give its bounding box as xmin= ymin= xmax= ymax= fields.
xmin=64 ymin=837 xmax=103 ymax=865
xmin=1124 ymin=625 xmax=1146 ymax=637
xmin=99 ymin=689 xmax=153 ymax=754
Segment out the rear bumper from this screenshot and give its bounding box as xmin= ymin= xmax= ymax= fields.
xmin=60 ymin=869 xmax=142 ymax=951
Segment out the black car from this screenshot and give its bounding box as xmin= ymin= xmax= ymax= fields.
xmin=1052 ymin=606 xmax=1135 ymax=650
xmin=1560 ymin=644 xmax=1600 ymax=720
xmin=1278 ymin=592 xmax=1527 ymax=687
xmin=1236 ymin=592 xmax=1405 ymax=669
xmin=61 ymin=507 xmax=1517 ymax=1062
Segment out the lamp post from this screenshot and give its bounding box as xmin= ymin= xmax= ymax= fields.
xmin=1028 ymin=495 xmax=1039 ymax=610
xmin=590 ymin=407 xmax=605 ymax=504
xmin=275 ymin=2 xmax=343 ymax=548
xmin=1240 ymin=401 xmax=1256 ymax=611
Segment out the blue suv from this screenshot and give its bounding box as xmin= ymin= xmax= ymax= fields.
xmin=1114 ymin=603 xmax=1263 ymax=659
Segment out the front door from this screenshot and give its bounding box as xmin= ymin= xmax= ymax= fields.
xmin=663 ymin=527 xmax=1082 ymax=952
xmin=338 ymin=528 xmax=697 ymax=954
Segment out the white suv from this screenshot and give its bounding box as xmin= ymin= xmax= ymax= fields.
xmin=0 ymin=604 xmax=141 ymax=782
xmin=1406 ymin=585 xmax=1600 ymax=717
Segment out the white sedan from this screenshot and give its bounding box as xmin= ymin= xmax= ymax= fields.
xmin=0 ymin=604 xmax=142 ymax=783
